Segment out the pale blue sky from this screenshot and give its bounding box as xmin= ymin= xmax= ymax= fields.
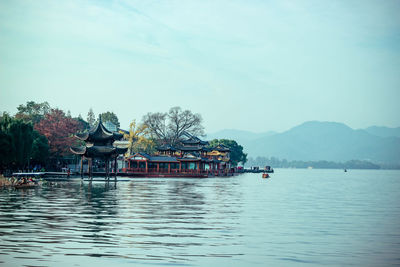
xmin=1 ymin=0 xmax=399 ymax=133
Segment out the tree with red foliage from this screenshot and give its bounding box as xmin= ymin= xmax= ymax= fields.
xmin=34 ymin=109 xmax=80 ymax=158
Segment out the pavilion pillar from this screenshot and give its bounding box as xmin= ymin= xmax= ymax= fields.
xmin=109 ymin=159 xmax=111 ymax=179
xmin=114 ymin=157 xmax=117 ymax=182
xmin=197 ymin=162 xmax=200 ymax=173
xmin=157 ymin=163 xmax=159 ymax=173
xmin=80 ymin=156 xmax=83 ymax=179
xmin=179 ymin=162 xmax=182 ymax=173
xmin=145 ymin=161 xmax=148 ymax=173
xmin=89 ymin=158 xmax=93 ymax=181
xmin=108 ymin=159 xmax=110 ymax=180
xmin=168 ymin=163 xmax=171 ymax=174
xmin=105 ymin=158 xmax=109 ymax=181
xmin=91 ymin=158 xmax=94 ymax=181
xmin=107 ymin=159 xmax=110 ymax=180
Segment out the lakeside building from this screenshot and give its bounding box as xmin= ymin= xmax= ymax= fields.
xmin=123 ymin=132 xmax=233 ymax=177
xmin=70 ymin=119 xmax=233 ymax=178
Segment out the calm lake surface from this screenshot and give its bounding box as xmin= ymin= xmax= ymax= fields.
xmin=1 ymin=169 xmax=400 ymax=266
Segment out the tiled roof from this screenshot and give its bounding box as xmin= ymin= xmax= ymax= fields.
xmin=70 ymin=145 xmax=127 ymax=157
xmin=157 ymin=145 xmax=177 ymax=151
xmin=137 ymin=152 xmax=151 ymax=159
xmin=75 ymin=117 xmax=123 ymax=143
xmin=214 ymin=145 xmax=230 ymax=152
xmin=178 ymin=146 xmax=202 ymax=151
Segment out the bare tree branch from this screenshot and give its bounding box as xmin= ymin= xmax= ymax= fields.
xmin=142 ymin=107 xmax=204 ymax=146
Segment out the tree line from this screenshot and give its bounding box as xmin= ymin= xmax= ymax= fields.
xmin=0 ymin=102 xmax=248 ymax=173
xmin=245 ymin=156 xmax=382 ymax=169
xmin=0 ymin=101 xmax=127 ymax=172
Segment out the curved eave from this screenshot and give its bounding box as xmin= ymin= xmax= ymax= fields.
xmin=75 ymin=132 xmax=89 ymax=141
xmin=86 ymin=121 xmax=114 ymax=142
xmin=71 ymin=146 xmax=127 ymax=158
xmin=87 ymin=146 xmax=115 ymax=156
xmin=70 ymin=146 xmax=86 ymax=155
xmin=216 ymin=148 xmax=230 ymax=152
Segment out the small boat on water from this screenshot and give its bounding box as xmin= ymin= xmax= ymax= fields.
xmin=14 ymin=183 xmax=39 ymax=189
xmin=262 ymin=173 xmax=270 ymax=179
xmin=14 ymin=177 xmax=39 ymax=189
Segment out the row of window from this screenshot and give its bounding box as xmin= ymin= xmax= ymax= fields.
xmin=130 ymin=162 xmax=212 ymax=170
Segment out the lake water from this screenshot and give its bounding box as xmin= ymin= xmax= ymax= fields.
xmin=1 ymin=169 xmax=400 ymax=266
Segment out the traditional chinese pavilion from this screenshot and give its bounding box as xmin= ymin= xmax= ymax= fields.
xmin=70 ymin=117 xmax=127 ymax=180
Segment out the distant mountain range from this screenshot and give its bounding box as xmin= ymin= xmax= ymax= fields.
xmin=206 ymin=121 xmax=400 ymax=164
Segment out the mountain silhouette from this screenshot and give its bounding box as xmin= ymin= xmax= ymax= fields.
xmin=208 ymin=121 xmax=400 ymax=164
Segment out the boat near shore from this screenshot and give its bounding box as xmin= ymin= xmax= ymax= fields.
xmin=14 ymin=183 xmax=39 ymax=189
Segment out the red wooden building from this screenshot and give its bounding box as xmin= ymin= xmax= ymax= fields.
xmin=123 ymin=133 xmax=233 ymax=177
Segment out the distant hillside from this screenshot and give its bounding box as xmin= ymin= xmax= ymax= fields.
xmin=363 ymin=126 xmax=400 ymax=138
xmin=206 ymin=129 xmax=276 ymax=141
xmin=208 ymin=121 xmax=400 ymax=164
xmin=206 ymin=129 xmax=276 ymax=151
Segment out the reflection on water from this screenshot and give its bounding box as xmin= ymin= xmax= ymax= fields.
xmin=0 ymin=178 xmax=244 ymax=266
xmin=1 ymin=170 xmax=400 ymax=266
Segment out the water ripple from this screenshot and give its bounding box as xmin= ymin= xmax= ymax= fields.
xmin=1 ymin=171 xmax=400 ymax=266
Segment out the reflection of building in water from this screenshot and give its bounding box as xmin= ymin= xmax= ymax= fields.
xmin=124 ymin=132 xmax=233 ymax=177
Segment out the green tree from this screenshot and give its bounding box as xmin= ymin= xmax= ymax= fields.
xmin=209 ymin=139 xmax=247 ymax=167
xmin=75 ymin=114 xmax=90 ymax=131
xmin=15 ymin=101 xmax=50 ymax=124
xmin=100 ymin=111 xmax=120 ymax=128
xmin=0 ymin=113 xmax=35 ymax=170
xmin=31 ymin=130 xmax=49 ymax=165
xmin=0 ymin=114 xmax=13 ymax=169
xmin=87 ymin=108 xmax=95 ymax=127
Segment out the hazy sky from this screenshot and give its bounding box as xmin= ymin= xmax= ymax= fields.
xmin=1 ymin=0 xmax=399 ymax=133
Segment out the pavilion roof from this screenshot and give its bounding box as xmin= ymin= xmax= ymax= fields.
xmin=157 ymin=145 xmax=177 ymax=151
xmin=208 ymin=150 xmax=224 ymax=156
xmin=128 ymin=152 xmax=151 ymax=160
xmin=181 ymin=131 xmax=209 ymax=146
xmin=70 ymin=145 xmax=127 ymax=158
xmin=127 ymin=153 xmax=179 ymax=163
xmin=214 ymin=144 xmax=230 ymax=152
xmin=75 ymin=117 xmax=123 ymax=143
xmin=181 ymin=139 xmax=208 ymax=145
xmin=177 ymin=146 xmax=202 ymax=151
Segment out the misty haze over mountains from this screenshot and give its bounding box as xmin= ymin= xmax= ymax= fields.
xmin=206 ymin=121 xmax=400 ymax=165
